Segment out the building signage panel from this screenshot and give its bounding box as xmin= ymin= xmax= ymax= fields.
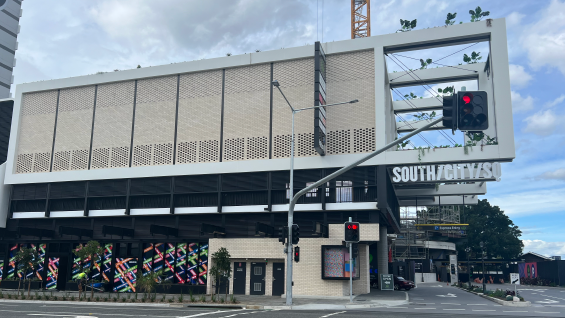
xmin=417 ymin=225 xmax=468 ymax=231
xmin=380 ymin=274 xmax=393 ymax=290
xmin=391 ymin=162 xmax=502 ymax=183
xmin=314 ymin=41 xmax=327 ymax=156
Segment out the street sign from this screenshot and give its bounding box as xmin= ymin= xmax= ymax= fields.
xmin=380 ymin=274 xmax=393 ymax=291
xmin=510 ymin=273 xmax=520 ymax=285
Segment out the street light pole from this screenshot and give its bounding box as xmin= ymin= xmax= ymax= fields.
xmin=480 ymin=241 xmax=486 ymax=293
xmin=465 ymin=247 xmax=471 ymax=286
xmin=272 ymin=80 xmax=358 ymax=306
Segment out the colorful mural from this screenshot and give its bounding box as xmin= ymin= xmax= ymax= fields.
xmin=187 ymin=243 xmax=199 ymax=285
xmin=175 ymin=243 xmax=187 ymax=284
xmin=102 ymin=243 xmax=113 ymax=282
xmin=198 ymin=244 xmax=208 ymax=285
xmin=113 ymin=258 xmax=137 ymax=293
xmin=46 ymin=257 xmax=59 ymax=290
xmin=164 ymin=243 xmax=175 ymax=281
xmin=153 ymin=243 xmax=164 ymax=274
xmin=36 ymin=244 xmax=46 ymax=281
xmin=519 ymin=262 xmax=538 ymax=278
xmin=7 ymin=244 xmax=17 ymax=279
xmin=142 ymin=243 xmax=154 ymax=276
xmin=71 ymin=244 xmax=84 ymax=280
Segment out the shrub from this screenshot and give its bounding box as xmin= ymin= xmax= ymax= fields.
xmin=505 ymin=295 xmax=513 ymax=301
xmin=168 ymin=298 xmax=174 ymax=303
xmin=178 ymin=291 xmax=184 ymax=303
xmin=95 ymin=296 xmax=100 ymax=302
xmin=71 ymin=295 xmax=76 ymax=301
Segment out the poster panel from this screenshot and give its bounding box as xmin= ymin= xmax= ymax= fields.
xmin=198 ymin=243 xmax=208 ymax=285
xmin=46 ymin=257 xmax=59 ymax=290
xmin=113 ymin=258 xmax=137 ymax=293
xmin=36 ymin=244 xmax=46 ymax=281
xmin=7 ymin=244 xmax=17 ymax=279
xmin=187 ymin=243 xmax=199 ymax=285
xmin=142 ymin=243 xmax=154 ymax=276
xmin=164 ymin=243 xmax=175 ymax=281
xmin=175 ymin=243 xmax=187 ymax=284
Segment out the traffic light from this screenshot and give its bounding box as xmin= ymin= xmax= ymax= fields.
xmin=278 ymin=226 xmax=288 ymax=245
xmin=442 ymin=95 xmax=457 ymax=133
xmin=294 ymin=246 xmax=300 ymax=262
xmin=344 ymin=222 xmax=360 ymax=243
xmin=291 ymin=224 xmax=300 ymax=245
xmin=352 ymin=244 xmax=359 ymax=259
xmin=450 ymin=264 xmax=456 ymax=275
xmin=457 ymin=91 xmax=488 ymax=131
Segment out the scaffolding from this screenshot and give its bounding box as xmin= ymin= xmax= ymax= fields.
xmin=393 ymin=205 xmax=465 ymax=260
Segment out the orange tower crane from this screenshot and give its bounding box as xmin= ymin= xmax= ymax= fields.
xmin=351 ymin=0 xmax=371 ymax=39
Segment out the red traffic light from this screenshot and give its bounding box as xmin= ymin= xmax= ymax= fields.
xmin=462 ymin=95 xmax=471 ymax=104
xmin=347 ymin=224 xmax=358 ymax=230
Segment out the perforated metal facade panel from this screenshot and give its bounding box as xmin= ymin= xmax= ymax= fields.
xmin=326 ymin=50 xmax=375 ymax=154
xmin=15 ymin=90 xmax=59 ymax=173
xmin=223 ymin=64 xmax=270 ymax=161
xmin=272 ymin=58 xmax=316 ymax=158
xmin=91 ymin=81 xmax=135 ymax=169
xmin=177 ymin=70 xmax=222 ymax=164
xmin=132 ymin=76 xmax=177 ymax=167
xmin=52 ymin=86 xmax=96 ymax=171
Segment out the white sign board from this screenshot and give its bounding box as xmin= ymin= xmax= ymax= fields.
xmin=510 ymin=273 xmax=520 ymax=285
xmin=392 ymin=162 xmax=502 ymax=183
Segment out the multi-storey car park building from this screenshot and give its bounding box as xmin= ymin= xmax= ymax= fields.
xmin=0 ymin=18 xmax=514 ymax=297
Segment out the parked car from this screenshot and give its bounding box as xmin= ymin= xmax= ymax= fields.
xmin=394 ymin=275 xmax=415 ymax=290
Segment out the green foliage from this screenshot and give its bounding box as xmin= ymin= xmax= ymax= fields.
xmin=420 ymin=58 xmax=432 ymax=69
xmin=178 ymin=291 xmax=184 ymax=303
xmin=396 ymin=137 xmax=411 ymax=150
xmin=413 ymin=111 xmax=436 ymax=121
xmin=397 ymin=19 xmax=417 ymax=32
xmin=137 ymin=65 xmax=141 ymax=68
xmin=458 ymin=199 xmax=524 ymax=259
xmin=469 ymin=6 xmax=490 ymax=22
xmin=230 ymin=293 xmax=237 ymax=304
xmin=404 ymin=92 xmax=419 ymax=100
xmin=73 ymin=241 xmax=105 ymax=299
xmin=445 ymin=12 xmax=457 ymax=25
xmin=14 ymin=247 xmax=41 ymax=297
xmin=200 ymin=294 xmax=206 ymax=302
xmin=210 ymin=247 xmax=232 ymax=298
xmin=190 ymin=288 xmax=195 ymax=302
xmin=211 ymin=293 xmax=216 ymax=302
xmin=438 ymin=86 xmax=455 ymax=96
xmin=463 ymin=51 xmax=482 ymax=64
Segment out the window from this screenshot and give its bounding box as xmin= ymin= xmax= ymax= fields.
xmin=336 ymin=181 xmax=353 ymax=203
xmin=254 ymin=266 xmax=263 ymax=276
xmin=254 ymin=282 xmax=262 ymax=291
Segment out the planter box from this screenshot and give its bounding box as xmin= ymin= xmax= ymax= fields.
xmin=0 ymin=280 xmax=44 ymax=290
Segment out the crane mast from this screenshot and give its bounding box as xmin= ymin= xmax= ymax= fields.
xmin=351 ymin=0 xmax=371 ymax=39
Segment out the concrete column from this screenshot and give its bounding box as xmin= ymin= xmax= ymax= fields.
xmin=378 ymin=224 xmax=388 ymax=275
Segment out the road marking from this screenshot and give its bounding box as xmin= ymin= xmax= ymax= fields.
xmin=503 ymin=311 xmax=528 ymax=313
xmin=177 ymin=310 xmax=247 ymax=318
xmin=415 ymin=303 xmax=435 ymax=305
xmin=535 ymin=312 xmax=560 ymax=314
xmin=437 ymin=293 xmax=457 ymax=297
xmin=386 ymin=307 xmax=407 ymax=309
xmin=441 ymin=303 xmax=461 ymax=305
xmin=443 ymin=309 xmax=465 ymax=311
xmin=320 ymin=311 xmax=346 ymax=318
xmin=473 ymin=310 xmax=495 ymax=311
xmin=28 ymin=315 xmax=82 ymax=317
xmin=467 ymin=304 xmax=487 ymax=306
xmin=541 ymin=294 xmax=565 ymax=301
xmin=414 ymin=308 xmax=436 ymax=310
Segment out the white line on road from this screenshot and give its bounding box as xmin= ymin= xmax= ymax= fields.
xmin=415 ymin=303 xmax=435 ymax=305
xmin=467 ymin=304 xmax=487 ymax=306
xmin=320 ymin=311 xmax=346 ymax=318
xmin=443 ymin=309 xmax=465 ymax=311
xmin=386 ymin=307 xmax=407 ymax=309
xmin=503 ymin=311 xmax=528 ymax=313
xmin=414 ymin=308 xmax=436 ymax=310
xmin=535 ymin=312 xmax=560 ymax=314
xmin=441 ymin=303 xmax=461 ymax=305
xmin=473 ymin=310 xmax=495 ymax=311
xmin=177 ymin=309 xmax=247 ymax=318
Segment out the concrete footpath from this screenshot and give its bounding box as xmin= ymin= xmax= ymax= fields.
xmin=0 ymin=287 xmax=408 ymax=310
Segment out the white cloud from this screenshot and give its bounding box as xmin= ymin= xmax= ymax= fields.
xmin=523 ymin=109 xmax=558 ymax=136
xmin=489 ymin=188 xmax=565 ymax=217
xmin=508 ymin=64 xmax=532 ymax=89
xmin=545 ymin=94 xmax=565 ymax=108
xmin=511 ymin=91 xmax=534 ymax=113
xmin=523 ymin=240 xmax=565 ymax=258
xmin=538 ymin=168 xmax=565 ymax=181
xmin=506 ymin=12 xmax=525 ymax=28
xmin=520 ymin=0 xmax=565 ymax=76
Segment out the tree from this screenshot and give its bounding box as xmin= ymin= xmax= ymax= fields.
xmin=458 ymin=199 xmax=523 ymax=260
xmin=445 ymin=12 xmax=457 ymax=26
xmin=463 ymin=51 xmax=482 ymax=64
xmin=397 ymin=19 xmax=417 ymax=32
xmin=14 ymin=247 xmax=40 ymax=297
xmin=419 ymin=58 xmax=432 ymax=69
xmin=469 ymin=6 xmax=490 ymax=22
xmin=209 ymin=247 xmax=231 ymax=300
xmin=73 ymin=241 xmax=104 ymax=299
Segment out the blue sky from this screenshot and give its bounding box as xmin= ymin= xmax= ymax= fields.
xmin=12 ymin=0 xmax=565 ymax=256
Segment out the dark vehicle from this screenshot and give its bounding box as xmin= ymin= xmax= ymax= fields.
xmin=394 ymin=275 xmax=415 ymax=291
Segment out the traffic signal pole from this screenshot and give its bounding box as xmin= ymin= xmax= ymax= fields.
xmin=349 ymin=217 xmax=353 ymax=303
xmin=284 ymin=117 xmax=443 ymax=305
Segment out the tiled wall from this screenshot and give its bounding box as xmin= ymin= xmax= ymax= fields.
xmin=208 ymin=222 xmax=377 ymax=297
xmin=14 ymin=50 xmax=376 ymax=174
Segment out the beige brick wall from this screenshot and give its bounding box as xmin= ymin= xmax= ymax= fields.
xmin=177 ymin=70 xmax=222 ymax=164
xmin=132 ymin=75 xmax=177 ymax=167
xmin=329 ymin=223 xmax=379 ymax=241
xmin=52 ymin=86 xmax=96 ymax=171
xmin=15 ymin=90 xmax=59 ymax=173
xmin=209 ymin=232 xmax=377 ymax=297
xmin=91 ymin=81 xmax=135 ymax=169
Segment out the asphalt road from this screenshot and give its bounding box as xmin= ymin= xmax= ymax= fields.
xmin=0 ymin=284 xmax=563 ymax=317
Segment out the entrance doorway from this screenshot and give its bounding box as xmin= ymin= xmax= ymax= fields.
xmin=250 ymin=262 xmax=265 ymax=295
xmin=233 ymin=262 xmax=246 ymax=294
xmin=272 ymin=262 xmax=284 ymax=296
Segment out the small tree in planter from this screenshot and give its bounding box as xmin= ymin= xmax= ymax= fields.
xmin=209 ymin=247 xmax=232 ymax=300
xmin=73 ymin=241 xmax=104 ymax=299
xmin=14 ymin=247 xmax=41 ymax=297
xmin=137 ymin=270 xmax=171 ymax=301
